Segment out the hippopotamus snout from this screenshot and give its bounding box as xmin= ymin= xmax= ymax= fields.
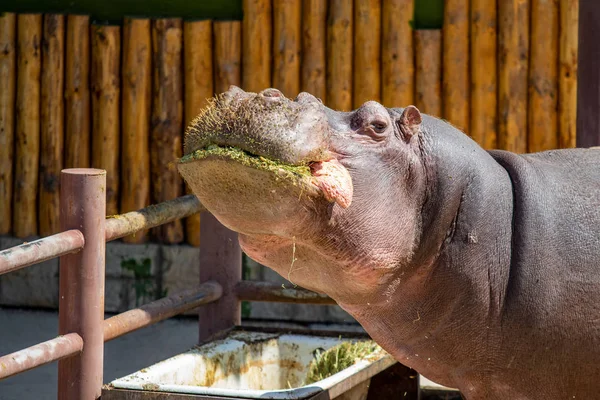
xmin=184 ymin=86 xmax=332 ymax=165
xmin=222 ymin=86 xmax=320 ymax=108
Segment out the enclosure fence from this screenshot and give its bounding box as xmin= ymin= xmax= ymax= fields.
xmin=0 ymin=168 xmax=335 ymax=399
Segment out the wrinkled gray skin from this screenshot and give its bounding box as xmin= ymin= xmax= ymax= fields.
xmin=181 ymin=86 xmax=600 ymax=400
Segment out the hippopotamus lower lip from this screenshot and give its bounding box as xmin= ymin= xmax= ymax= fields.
xmin=178 ymin=144 xmax=353 ymax=209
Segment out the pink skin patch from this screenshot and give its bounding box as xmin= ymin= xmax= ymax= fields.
xmin=309 ymin=159 xmax=353 ymax=208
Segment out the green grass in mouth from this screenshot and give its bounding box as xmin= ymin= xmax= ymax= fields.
xmin=179 ymin=145 xmax=312 ymax=178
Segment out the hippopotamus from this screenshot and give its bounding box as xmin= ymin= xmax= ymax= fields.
xmin=177 ymin=86 xmax=600 ymax=399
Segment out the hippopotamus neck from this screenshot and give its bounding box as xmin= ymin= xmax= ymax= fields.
xmin=340 ymin=116 xmax=515 ymax=389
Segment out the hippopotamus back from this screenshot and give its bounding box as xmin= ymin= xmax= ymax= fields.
xmin=487 ymin=147 xmax=600 ymax=398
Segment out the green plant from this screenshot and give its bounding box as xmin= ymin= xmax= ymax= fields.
xmin=241 ymin=253 xmax=253 ymax=319
xmin=121 ymin=258 xmax=166 ymax=306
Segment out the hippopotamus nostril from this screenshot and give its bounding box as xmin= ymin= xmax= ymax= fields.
xmin=221 ymin=85 xmax=248 ymax=105
xmin=260 ymin=88 xmax=284 ymax=98
xmin=295 ymin=92 xmax=319 ymax=104
xmin=227 ymin=85 xmax=244 ymax=93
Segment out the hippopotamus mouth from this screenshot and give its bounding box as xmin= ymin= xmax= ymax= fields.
xmin=177 ymin=86 xmax=353 ymax=234
xmin=179 ymin=86 xmax=353 ymax=206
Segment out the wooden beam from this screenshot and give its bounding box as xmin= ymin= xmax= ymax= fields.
xmin=576 ymin=0 xmax=600 ymax=147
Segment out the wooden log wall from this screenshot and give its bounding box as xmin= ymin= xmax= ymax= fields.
xmin=0 ymin=1 xmax=579 ymax=244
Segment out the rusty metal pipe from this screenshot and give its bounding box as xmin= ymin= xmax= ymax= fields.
xmin=0 ymin=230 xmax=85 ymax=276
xmin=198 ymin=214 xmax=242 ymax=343
xmin=58 ymin=168 xmax=106 ymax=400
xmin=105 ymin=194 xmax=205 ymax=242
xmin=235 ymin=281 xmax=337 ymax=305
xmin=0 ymin=333 xmax=83 ymax=381
xmin=103 ymin=281 xmax=223 ymax=342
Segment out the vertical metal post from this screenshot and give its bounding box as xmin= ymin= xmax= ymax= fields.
xmin=198 ymin=212 xmax=242 ymax=343
xmin=58 ymin=168 xmax=106 ymax=400
xmin=576 ymin=0 xmax=600 ymax=147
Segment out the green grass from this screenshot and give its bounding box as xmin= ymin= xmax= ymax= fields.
xmin=179 ymin=145 xmax=311 ymax=178
xmin=304 ymin=341 xmax=385 ymax=385
xmin=1 ymin=0 xmax=242 ymax=25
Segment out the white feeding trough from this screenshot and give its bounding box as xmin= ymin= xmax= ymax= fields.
xmin=102 ymin=329 xmax=397 ymax=400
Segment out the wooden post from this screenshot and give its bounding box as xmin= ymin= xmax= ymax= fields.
xmin=213 ymin=21 xmax=242 ymax=94
xmin=0 ymin=13 xmax=15 ymax=235
xmin=528 ymin=0 xmax=559 ymax=153
xmin=326 ymin=0 xmax=353 ymax=111
xmin=498 ymin=0 xmax=530 ymax=153
xmin=301 ymin=0 xmax=327 ymax=102
xmin=121 ymin=18 xmax=151 ymax=243
xmin=58 ymin=169 xmax=106 ymax=400
xmin=198 ymin=213 xmax=241 ymax=343
xmin=382 ymin=0 xmax=414 ymax=108
xmin=65 ymin=15 xmax=90 ymax=169
xmin=273 ymin=0 xmax=301 ymax=98
xmin=470 ymin=0 xmax=497 ymax=149
xmin=414 ymin=30 xmax=442 ymax=117
xmin=39 ymin=14 xmax=65 ymax=237
xmin=443 ymin=0 xmax=470 ymax=133
xmin=559 ymin=0 xmax=579 ymax=148
xmin=353 ymin=0 xmax=381 ymax=108
xmin=242 ymin=0 xmax=272 ymax=92
xmin=91 ymin=24 xmax=121 ymax=216
xmin=183 ymin=20 xmax=213 ymax=247
xmin=576 ymin=0 xmax=600 ymax=147
xmin=13 ymin=14 xmax=42 ymax=239
xmin=151 ymin=19 xmax=184 ymax=244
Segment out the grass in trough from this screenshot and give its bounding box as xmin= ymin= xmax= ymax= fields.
xmin=304 ymin=340 xmax=385 ymax=385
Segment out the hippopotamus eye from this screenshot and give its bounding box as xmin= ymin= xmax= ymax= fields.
xmin=370 ymin=121 xmax=387 ymax=133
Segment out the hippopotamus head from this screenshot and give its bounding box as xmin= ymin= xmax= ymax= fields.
xmin=179 ymin=86 xmax=600 ymax=398
xmin=178 ymin=86 xmax=432 ymax=304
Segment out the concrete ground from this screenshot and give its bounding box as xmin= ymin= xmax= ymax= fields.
xmin=0 ymin=306 xmax=200 ymax=400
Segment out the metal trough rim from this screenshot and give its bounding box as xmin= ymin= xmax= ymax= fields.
xmin=105 ymin=329 xmax=397 ymax=400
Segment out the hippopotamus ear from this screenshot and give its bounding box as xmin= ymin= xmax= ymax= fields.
xmin=397 ymin=105 xmax=422 ymax=142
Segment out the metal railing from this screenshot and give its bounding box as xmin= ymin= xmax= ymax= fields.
xmin=0 ymin=168 xmax=334 ymax=400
